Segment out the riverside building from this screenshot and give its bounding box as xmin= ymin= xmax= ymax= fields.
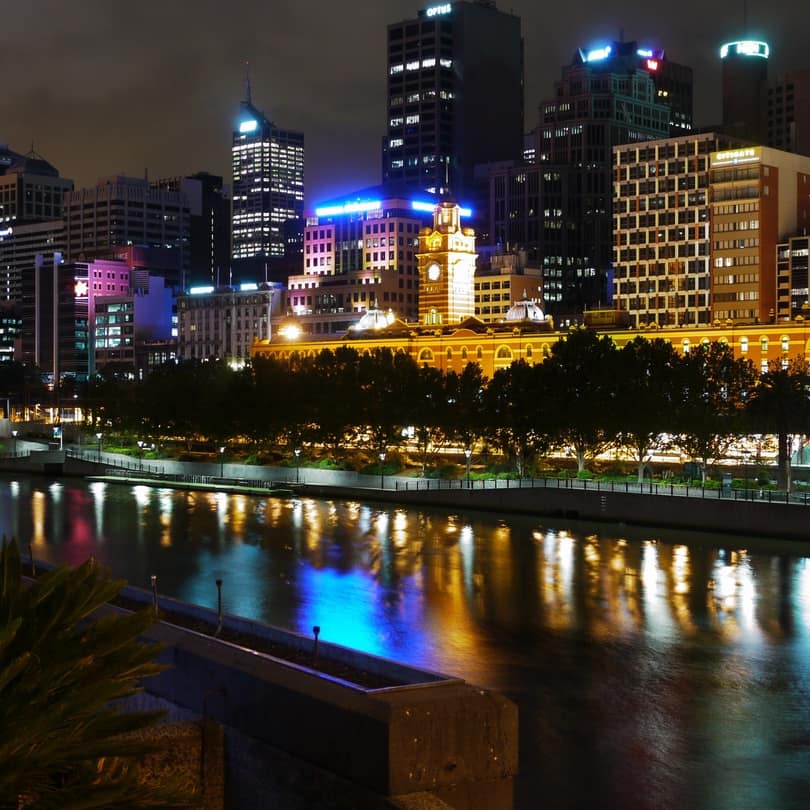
xmin=709 ymin=146 xmax=810 ymax=324
xmin=612 ymin=132 xmax=740 ymax=327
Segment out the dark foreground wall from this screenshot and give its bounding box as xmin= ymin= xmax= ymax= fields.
xmin=112 ymin=603 xmax=518 ymax=810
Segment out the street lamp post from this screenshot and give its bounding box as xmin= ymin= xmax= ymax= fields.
xmin=219 ymin=446 xmax=225 ymax=478
xmin=744 ymin=453 xmax=750 ymax=500
xmin=96 ymin=432 xmax=102 ymax=462
xmin=379 ymin=451 xmax=386 ymax=490
xmin=465 ymin=447 xmax=472 ymax=489
xmin=11 ymin=429 xmax=18 ymax=457
xmin=294 ymin=448 xmax=301 ymax=484
xmin=137 ymin=440 xmax=144 ymax=470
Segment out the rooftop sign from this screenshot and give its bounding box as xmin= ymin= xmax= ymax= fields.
xmin=720 ymin=40 xmax=769 ymax=59
xmin=711 ymin=147 xmax=762 ymax=166
xmin=425 ymin=3 xmax=452 ymax=17
xmin=315 ymin=200 xmax=382 ymax=217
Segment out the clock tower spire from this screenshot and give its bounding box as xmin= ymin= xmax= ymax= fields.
xmin=417 ymin=199 xmax=476 ymax=326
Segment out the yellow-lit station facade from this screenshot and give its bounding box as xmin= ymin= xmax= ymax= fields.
xmin=252 ymin=199 xmax=810 ymax=378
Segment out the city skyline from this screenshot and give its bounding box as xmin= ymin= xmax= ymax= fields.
xmin=1 ymin=0 xmax=806 ymax=207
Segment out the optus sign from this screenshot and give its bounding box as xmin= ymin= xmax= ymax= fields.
xmin=425 ymin=3 xmax=452 ymax=17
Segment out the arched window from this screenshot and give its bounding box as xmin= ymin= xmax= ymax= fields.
xmin=418 ymin=348 xmax=434 ymax=362
xmin=476 ymin=346 xmax=483 ymax=360
xmin=760 ymin=336 xmax=769 ymax=353
xmin=781 ymin=335 xmax=790 ymax=353
xmin=446 ymin=348 xmax=453 ymax=360
xmin=461 ymin=347 xmax=468 ymax=360
xmin=525 ymin=344 xmax=533 ymax=359
xmin=682 ymin=339 xmax=690 ymax=354
xmin=496 ymin=345 xmax=513 ymax=360
xmin=740 ymin=336 xmax=749 ymax=353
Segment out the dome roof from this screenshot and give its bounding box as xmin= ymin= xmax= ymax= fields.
xmin=349 ymin=307 xmax=395 ymax=332
xmin=504 ymin=298 xmax=546 ymax=323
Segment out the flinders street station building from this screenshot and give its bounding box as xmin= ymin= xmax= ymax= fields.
xmin=251 ymin=198 xmax=810 ymax=378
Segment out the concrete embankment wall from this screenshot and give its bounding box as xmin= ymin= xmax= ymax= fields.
xmin=104 ymin=598 xmax=518 ymax=810
xmin=300 ymin=482 xmax=810 ymax=542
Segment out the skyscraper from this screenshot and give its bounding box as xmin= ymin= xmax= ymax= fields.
xmin=767 ymin=70 xmax=810 ymax=157
xmin=383 ymin=1 xmax=523 ymax=198
xmin=491 ymin=39 xmax=675 ymax=316
xmin=152 ymin=172 xmax=231 ymax=287
xmin=720 ymin=39 xmax=769 ymax=143
xmin=0 ymin=146 xmax=73 ymax=226
xmin=231 ymin=80 xmax=304 ymax=283
xmin=63 ymin=176 xmax=190 ymax=288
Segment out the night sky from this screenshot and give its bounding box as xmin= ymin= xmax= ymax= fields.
xmin=1 ymin=0 xmax=806 ymax=209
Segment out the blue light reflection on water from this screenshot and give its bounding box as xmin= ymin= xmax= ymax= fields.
xmin=5 ymin=474 xmax=810 ymax=809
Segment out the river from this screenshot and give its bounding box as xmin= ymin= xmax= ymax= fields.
xmin=2 ymin=472 xmax=810 ymax=810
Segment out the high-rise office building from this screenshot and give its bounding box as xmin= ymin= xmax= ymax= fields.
xmin=612 ymin=132 xmax=740 ymax=328
xmin=777 ymin=234 xmax=810 ymax=321
xmin=152 ymin=173 xmax=231 ymax=288
xmin=710 ymin=145 xmax=810 ymax=324
xmin=287 ymin=187 xmax=429 ymax=335
xmin=383 ymin=1 xmax=523 ymax=198
xmin=720 ymin=39 xmax=769 ymax=143
xmin=491 ymin=40 xmax=674 ymax=316
xmin=0 ymin=220 xmax=64 ymax=304
xmin=63 ymin=176 xmax=190 ymax=287
xmin=231 ymin=84 xmax=304 ymax=282
xmin=0 ymin=146 xmax=73 ymax=226
xmin=767 ymin=70 xmax=810 ymax=157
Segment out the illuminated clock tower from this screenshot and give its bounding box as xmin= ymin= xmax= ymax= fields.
xmin=417 ymin=200 xmax=476 ymax=326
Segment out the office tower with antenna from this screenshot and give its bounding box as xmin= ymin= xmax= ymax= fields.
xmin=231 ymin=65 xmax=305 ymax=283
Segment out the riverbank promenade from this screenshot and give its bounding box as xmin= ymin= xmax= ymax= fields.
xmin=2 ymin=438 xmax=810 ymax=543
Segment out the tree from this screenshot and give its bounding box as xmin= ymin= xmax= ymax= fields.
xmin=746 ymin=358 xmax=810 ymax=491
xmin=408 ymin=364 xmax=448 ymax=476
xmin=674 ymin=341 xmax=756 ymax=483
xmin=0 ymin=539 xmax=195 ymax=809
xmin=613 ymin=337 xmax=682 ymax=483
xmin=542 ymin=329 xmax=620 ymax=473
xmin=444 ymin=363 xmax=487 ymax=453
xmin=483 ymin=361 xmax=550 ymax=477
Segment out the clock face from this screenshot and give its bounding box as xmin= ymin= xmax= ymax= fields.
xmin=427 ymin=262 xmax=441 ymax=281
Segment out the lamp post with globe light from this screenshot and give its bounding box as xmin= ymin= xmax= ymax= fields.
xmin=96 ymin=432 xmax=102 ymax=462
xmin=294 ymin=448 xmax=301 ymax=484
xmin=379 ymin=451 xmax=386 ymax=489
xmin=219 ymin=446 xmax=225 ymax=478
xmin=465 ymin=447 xmax=472 ymax=489
xmin=11 ymin=429 xmax=18 ymax=457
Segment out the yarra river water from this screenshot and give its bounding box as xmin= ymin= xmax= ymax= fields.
xmin=3 ymin=473 xmax=810 ymax=809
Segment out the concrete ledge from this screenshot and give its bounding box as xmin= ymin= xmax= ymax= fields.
xmin=98 ymin=597 xmax=517 ymax=809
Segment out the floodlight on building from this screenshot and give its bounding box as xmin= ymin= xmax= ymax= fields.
xmin=239 ymin=119 xmax=258 ymax=133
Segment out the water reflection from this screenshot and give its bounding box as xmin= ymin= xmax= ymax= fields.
xmin=3 ymin=475 xmax=810 ymax=809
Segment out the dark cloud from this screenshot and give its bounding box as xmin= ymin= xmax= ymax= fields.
xmin=1 ymin=0 xmax=807 ymax=207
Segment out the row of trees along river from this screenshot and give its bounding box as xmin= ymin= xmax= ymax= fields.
xmin=4 ymin=329 xmax=810 ymax=490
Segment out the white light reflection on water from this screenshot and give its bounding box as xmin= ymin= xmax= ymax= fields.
xmin=641 ymin=541 xmax=678 ymax=642
xmin=89 ymin=482 xmax=106 ymax=539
